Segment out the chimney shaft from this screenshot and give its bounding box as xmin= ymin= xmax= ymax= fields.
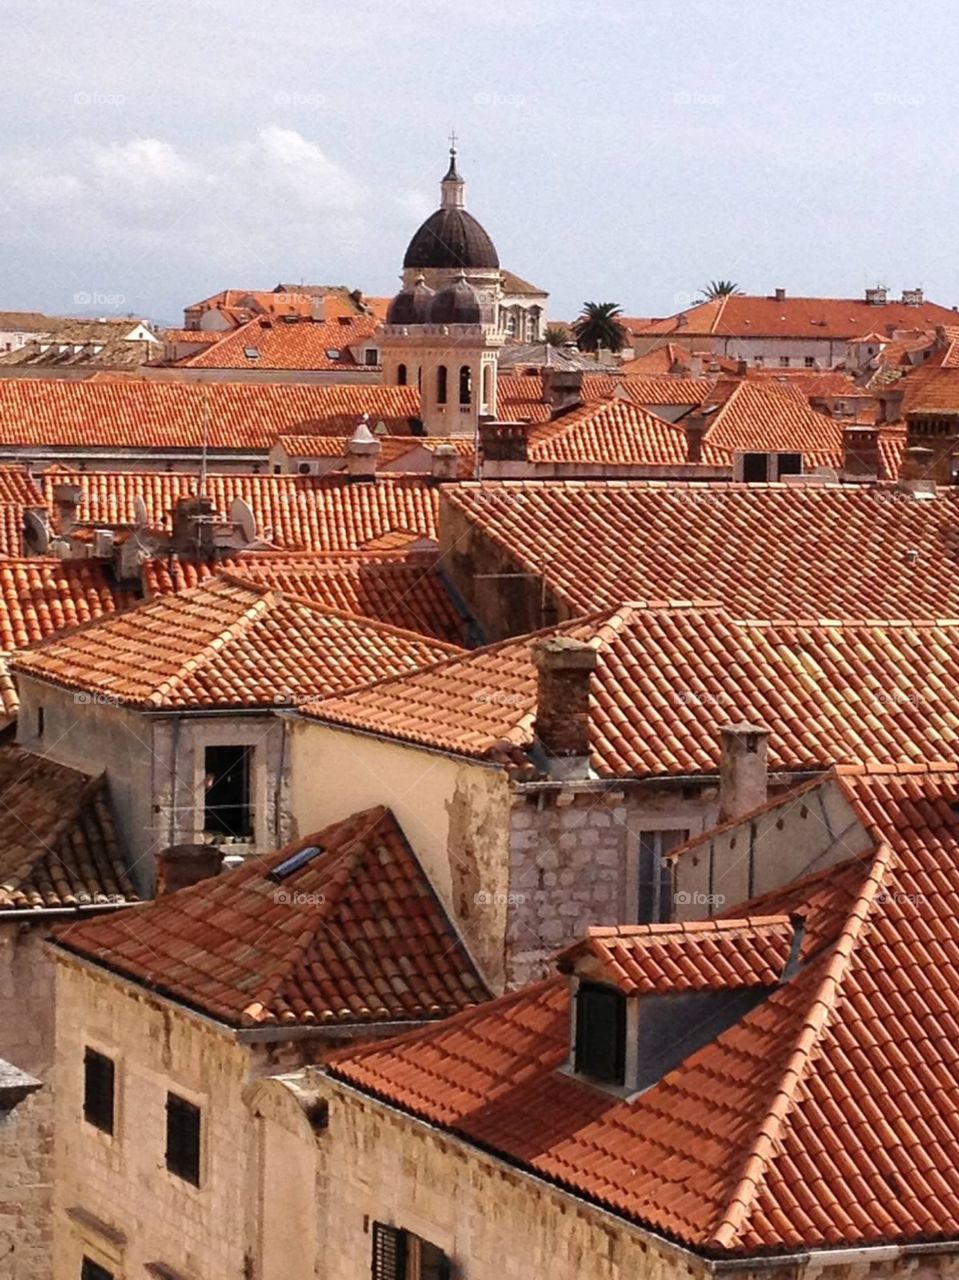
xmin=774 ymin=287 xmax=786 ymax=302
xmin=718 ymin=723 xmax=769 ymax=823
xmin=345 ymin=425 xmax=380 ymax=481
xmin=684 ymin=413 xmax=706 ymax=464
xmin=429 ymin=443 xmax=460 ymax=483
xmin=155 ymin=843 xmax=223 ymax=895
xmin=533 ymin=637 xmax=598 ymax=779
xmin=842 ymin=425 xmax=881 ymax=480
xmin=53 ymin=482 xmax=83 ymax=534
xmin=171 ymin=495 xmax=216 ymax=553
xmin=542 ymin=368 xmax=584 ymax=413
xmin=479 ymin=420 xmax=529 ymax=462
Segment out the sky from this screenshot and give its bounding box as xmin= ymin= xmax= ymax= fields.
xmin=1 ymin=0 xmax=955 ymax=324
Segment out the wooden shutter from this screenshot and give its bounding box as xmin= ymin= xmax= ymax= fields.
xmin=371 ymin=1222 xmax=406 ymax=1280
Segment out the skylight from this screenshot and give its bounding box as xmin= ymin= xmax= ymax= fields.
xmin=243 ymin=347 xmax=260 ymax=360
xmin=268 ymin=844 xmax=323 ymax=881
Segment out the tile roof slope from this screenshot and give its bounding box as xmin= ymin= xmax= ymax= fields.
xmin=699 ymin=381 xmax=848 ymax=469
xmin=10 ymin=575 xmax=459 ymax=709
xmin=0 ymin=380 xmax=420 ymax=450
xmin=41 ymin=470 xmax=439 ymax=551
xmin=274 ymin=434 xmax=475 ymax=476
xmin=526 ymin=399 xmax=689 ymax=465
xmin=496 ymin=373 xmax=625 ymax=422
xmin=178 ymin=314 xmax=379 ymax=370
xmin=647 ymin=294 xmax=959 ymax=339
xmin=55 ymin=805 xmax=487 ymax=1026
xmin=304 ymin=603 xmax=959 ymax=776
xmin=0 ymin=745 xmax=135 ymax=910
xmin=326 ymin=838 xmax=879 ymax=1253
xmin=443 ymin=482 xmax=959 ymax=620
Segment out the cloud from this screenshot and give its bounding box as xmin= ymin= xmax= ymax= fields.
xmin=91 ymin=137 xmax=202 ymax=201
xmin=230 ymin=126 xmax=363 ymax=213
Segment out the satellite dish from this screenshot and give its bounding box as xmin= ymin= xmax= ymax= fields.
xmin=231 ymin=496 xmax=257 ymax=544
xmin=133 ymin=495 xmax=149 ymax=528
xmin=24 ymin=509 xmax=49 ymax=554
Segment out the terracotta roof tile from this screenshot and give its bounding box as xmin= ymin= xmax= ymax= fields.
xmin=444 ymin=482 xmax=959 ymax=621
xmin=11 ymin=575 xmax=458 ymax=710
xmin=699 ymin=381 xmax=849 ymax=469
xmin=0 ymin=745 xmax=135 ymax=910
xmin=55 ymin=806 xmax=485 ymax=1026
xmin=178 ymin=314 xmax=379 ymax=370
xmin=526 ymin=400 xmax=689 ymax=466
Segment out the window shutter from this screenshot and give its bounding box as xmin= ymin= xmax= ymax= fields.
xmin=371 ymin=1222 xmax=406 ymax=1280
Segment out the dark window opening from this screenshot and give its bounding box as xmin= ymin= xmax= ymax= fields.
xmin=81 ymin=1260 xmax=113 ymax=1280
xmin=574 ymin=982 xmax=626 ymax=1085
xmin=397 ymin=363 xmax=407 ymax=386
xmin=364 ymin=349 xmax=378 ymax=366
xmin=742 ymin=452 xmax=769 ymax=483
xmin=436 ymin=364 xmax=448 ymax=405
xmin=203 ymin=745 xmax=252 ymax=838
xmin=459 ymin=364 xmax=471 ymax=405
xmin=804 ymin=356 xmax=815 ymax=368
xmin=776 ymin=452 xmax=803 ymax=478
xmin=83 ymin=1047 xmax=115 ymax=1134
xmin=638 ymin=829 xmax=688 ymax=924
xmin=166 ymin=1092 xmax=201 ymax=1186
xmin=372 ymin=1223 xmax=451 ymax=1280
xmin=36 ymin=706 xmax=44 ymax=737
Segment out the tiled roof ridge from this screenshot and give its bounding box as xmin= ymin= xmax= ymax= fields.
xmin=708 ymin=293 xmax=729 ymax=335
xmin=581 ymin=916 xmax=794 ymax=942
xmin=240 ymin=805 xmax=392 ymax=1025
xmin=711 ymin=842 xmax=896 ymax=1249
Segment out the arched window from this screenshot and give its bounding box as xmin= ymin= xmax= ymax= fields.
xmin=459 ymin=365 xmax=471 ymax=406
xmin=482 ymin=363 xmax=493 ymax=411
xmin=437 ymin=365 xmax=448 ymax=405
xmin=397 ymin=363 xmax=407 ymax=386
xmin=417 ymin=366 xmax=422 ymax=390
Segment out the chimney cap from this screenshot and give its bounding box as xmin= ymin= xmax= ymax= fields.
xmin=532 ymin=635 xmax=599 ymax=672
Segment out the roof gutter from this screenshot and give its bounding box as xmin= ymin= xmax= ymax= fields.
xmin=0 ymin=900 xmax=133 ymax=924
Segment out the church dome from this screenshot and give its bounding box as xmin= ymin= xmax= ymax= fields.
xmin=386 ymin=275 xmax=435 ymax=325
xmin=402 ymin=144 xmax=499 ymax=271
xmin=403 ymin=208 xmax=499 ymax=271
xmin=429 ymin=275 xmax=483 ymax=325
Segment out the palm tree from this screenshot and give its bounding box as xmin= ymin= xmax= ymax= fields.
xmin=544 ymin=325 xmax=569 ymax=348
xmin=573 ymin=302 xmax=628 ymax=354
xmin=699 ymin=279 xmax=742 ymax=300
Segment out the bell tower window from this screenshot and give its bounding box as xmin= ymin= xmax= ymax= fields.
xmin=437 ymin=365 xmax=448 ymax=405
xmin=459 ymin=365 xmax=472 ymax=406
xmin=397 ymin=363 xmax=407 ymax=386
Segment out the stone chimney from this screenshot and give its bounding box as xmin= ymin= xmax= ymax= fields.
xmin=532 ymin=636 xmax=598 ymax=780
xmin=684 ymin=413 xmax=707 ymax=464
xmin=865 ymin=286 xmax=888 ymax=306
xmin=905 ymin=412 xmax=959 ymax=484
xmin=155 ymin=843 xmax=224 ymax=895
xmin=171 ymin=495 xmax=216 ymax=554
xmin=900 ymin=444 xmax=935 ymax=486
xmin=901 ymin=287 xmax=924 ymax=307
xmin=842 ymin=425 xmax=881 ymax=480
xmin=53 ymin=482 xmax=83 ymax=535
xmin=542 ymin=368 xmax=584 ymax=414
xmin=345 ymin=418 xmax=380 ymax=481
xmin=479 ymin=420 xmax=529 ymax=462
xmin=429 ymin=443 xmax=460 ymax=483
xmin=877 ymin=386 xmax=905 ymax=425
xmin=718 ymin=723 xmax=769 ymax=823
xmin=774 ymin=287 xmax=786 ymax=303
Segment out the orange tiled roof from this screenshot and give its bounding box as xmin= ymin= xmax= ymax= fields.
xmin=11 ymin=575 xmax=458 ymax=710
xmin=55 ymin=805 xmax=486 ymax=1027
xmin=497 ymin=373 xmax=624 ymax=422
xmin=0 ymin=745 xmax=135 ymax=910
xmin=525 ymin=399 xmax=689 ymax=466
xmin=444 ymin=481 xmax=959 ymax=621
xmin=630 ymin=294 xmax=959 ymax=339
xmin=41 ymin=470 xmax=439 ymax=551
xmin=699 ymin=381 xmax=848 ymax=469
xmin=160 ymin=329 xmax=222 ymax=345
xmin=274 ymin=434 xmax=474 ymax=476
xmin=0 ymin=380 xmax=420 ymax=451
xmin=303 ymin=602 xmax=959 ymax=776
xmin=178 ymin=314 xmax=379 ymax=370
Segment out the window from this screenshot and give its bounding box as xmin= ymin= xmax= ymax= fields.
xmin=804 ymin=355 xmax=816 ymax=368
xmin=364 ymin=348 xmax=378 ymax=366
xmin=776 ymin=452 xmax=803 ymax=478
xmin=83 ymin=1047 xmax=115 ymax=1134
xmin=742 ymin=452 xmax=770 ymax=482
xmin=165 ymin=1092 xmax=201 ymax=1186
xmin=436 ymin=364 xmax=448 ymax=405
xmin=36 ymin=706 xmax=44 ymax=738
xmin=779 ymin=356 xmax=790 ymax=367
xmin=397 ymin=362 xmax=407 ymax=386
xmin=637 ymin=829 xmax=688 ymax=924
xmin=203 ymin=745 xmax=252 ymax=839
xmin=753 ymin=355 xmax=765 ymax=367
xmin=371 ymin=1224 xmax=451 ymax=1280
xmin=459 ymin=364 xmax=471 ymax=406
xmin=81 ymin=1260 xmax=113 ymax=1280
xmin=574 ymin=982 xmax=626 ymax=1085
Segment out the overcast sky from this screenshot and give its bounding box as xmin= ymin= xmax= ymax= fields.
xmin=1 ymin=0 xmax=955 ymax=324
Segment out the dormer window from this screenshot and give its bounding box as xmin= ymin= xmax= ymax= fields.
xmin=574 ymin=982 xmax=626 ymax=1085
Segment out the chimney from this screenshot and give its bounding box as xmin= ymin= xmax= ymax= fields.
xmin=901 ymin=287 xmax=924 ymax=307
xmin=687 ymin=353 xmax=703 ymax=377
xmin=429 ymin=443 xmax=460 ymax=483
xmin=345 ymin=418 xmax=380 ymax=482
xmin=718 ymin=723 xmax=769 ymax=823
xmin=877 ymin=386 xmax=905 ymax=425
xmin=479 ymin=420 xmax=529 ymax=462
xmin=542 ymin=368 xmax=584 ymax=413
xmin=865 ymin=286 xmax=888 ymax=306
xmin=53 ymin=482 xmax=83 ymax=534
xmin=155 ymin=843 xmax=223 ymax=895
xmin=532 ymin=636 xmax=598 ymax=780
xmin=774 ymin=287 xmax=786 ymax=302
xmin=736 ymin=358 xmax=748 ymax=376
xmin=842 ymin=425 xmax=881 ymax=480
xmin=899 ymin=445 xmax=936 ymax=490
xmin=684 ymin=412 xmax=706 ymax=464
xmin=171 ymin=495 xmax=216 ymax=554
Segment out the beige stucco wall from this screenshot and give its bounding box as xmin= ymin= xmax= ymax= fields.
xmin=288 ymin=718 xmax=512 ymax=987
